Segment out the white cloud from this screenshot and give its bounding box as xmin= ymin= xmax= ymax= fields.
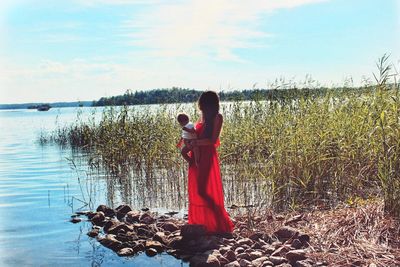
xmin=121 ymin=0 xmax=327 ymax=61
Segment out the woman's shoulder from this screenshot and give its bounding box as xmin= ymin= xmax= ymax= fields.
xmin=216 ymin=113 xmax=223 ymax=121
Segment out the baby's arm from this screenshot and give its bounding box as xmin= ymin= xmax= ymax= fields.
xmin=182 ymin=127 xmax=196 ymax=133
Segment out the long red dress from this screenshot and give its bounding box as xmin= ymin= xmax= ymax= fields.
xmin=187 ymin=121 xmax=234 ymax=233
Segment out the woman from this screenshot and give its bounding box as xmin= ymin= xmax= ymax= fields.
xmin=187 ymin=91 xmax=234 ymax=234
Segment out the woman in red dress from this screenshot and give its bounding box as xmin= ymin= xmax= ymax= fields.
xmin=187 ymin=91 xmax=234 ymax=234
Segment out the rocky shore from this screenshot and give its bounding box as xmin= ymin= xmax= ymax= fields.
xmin=70 ymin=202 xmax=400 ymax=267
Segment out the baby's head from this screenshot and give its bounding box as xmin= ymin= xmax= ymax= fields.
xmin=177 ymin=113 xmax=189 ymax=127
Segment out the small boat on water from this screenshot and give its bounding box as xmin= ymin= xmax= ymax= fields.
xmin=37 ymin=104 xmax=51 ymax=111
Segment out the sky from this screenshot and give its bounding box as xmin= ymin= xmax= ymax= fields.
xmin=0 ymin=0 xmax=399 ymax=104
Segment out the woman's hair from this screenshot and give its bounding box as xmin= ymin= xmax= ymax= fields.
xmin=198 ymin=91 xmax=220 ymax=138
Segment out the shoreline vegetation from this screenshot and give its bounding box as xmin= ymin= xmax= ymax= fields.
xmin=41 ymin=55 xmax=400 ymax=265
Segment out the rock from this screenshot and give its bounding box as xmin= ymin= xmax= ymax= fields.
xmin=251 ymin=256 xmax=269 ymax=267
xmin=125 ymin=211 xmax=140 ymax=223
xmin=115 ymin=204 xmax=132 ymax=219
xmin=286 ymin=249 xmax=306 ymax=262
xmin=239 ymin=258 xmax=252 ymax=267
xmin=237 ymin=238 xmax=253 ymax=247
xmin=261 ymin=233 xmax=272 ymax=243
xmin=145 ymin=248 xmax=158 ymax=257
xmin=98 ymin=234 xmax=122 ymax=251
xmin=271 ymin=241 xmax=283 ymax=249
xmin=219 ymin=246 xmax=231 ymax=255
xmin=260 ymin=262 xmax=273 ymax=267
xmin=236 ymin=253 xmax=252 ymax=261
xmin=70 ymin=217 xmax=82 ymax=223
xmin=273 ymin=226 xmax=299 ymax=241
xmin=271 ymin=245 xmax=291 ymax=257
xmin=261 ymin=244 xmax=275 ymax=255
xmin=284 ymin=214 xmax=303 ymax=225
xmin=235 ymin=247 xmax=245 ymax=254
xmin=153 ymin=231 xmax=167 ymax=244
xmin=291 ymin=239 xmax=302 ymax=249
xmin=298 ymin=233 xmax=310 ymax=246
xmin=275 ymin=264 xmax=291 ymax=267
xmin=180 ymin=224 xmax=206 ymax=240
xmin=269 ymin=256 xmax=287 ymax=265
xmin=96 ymin=205 xmax=115 ymax=217
xmin=145 ymin=240 xmax=164 ymax=253
xmin=251 ymin=242 xmax=262 ymax=249
xmin=106 ymin=222 xmax=134 ymax=235
xmin=139 ymin=213 xmax=155 ymax=224
xmin=216 ymin=255 xmax=229 ymax=266
xmin=369 ymin=264 xmax=377 ymax=267
xmin=91 ymin=212 xmax=106 ymax=226
xmin=75 ymin=210 xmax=90 ymax=216
xmin=224 ymin=250 xmax=237 ymax=262
xmin=141 ymin=207 xmax=149 ymax=212
xmin=249 ymin=232 xmax=263 ymax=241
xmin=117 ymin=247 xmax=135 ymax=256
xmin=296 ymin=259 xmax=313 ymax=267
xmin=249 ymin=250 xmax=264 ymax=260
xmin=167 ymin=236 xmax=184 ymax=248
xmin=161 ymin=221 xmax=179 ymax=232
xmin=87 ymin=228 xmax=100 ymax=237
xmin=190 ymin=254 xmax=220 ymax=267
xmin=225 ymin=261 xmax=240 ymax=267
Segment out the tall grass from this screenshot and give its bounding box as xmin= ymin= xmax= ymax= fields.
xmin=41 ymin=56 xmax=400 ymax=217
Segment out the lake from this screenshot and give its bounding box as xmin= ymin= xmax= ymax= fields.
xmin=0 ymin=107 xmax=187 ymax=267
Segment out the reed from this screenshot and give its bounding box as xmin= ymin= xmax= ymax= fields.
xmin=40 ymin=56 xmax=400 ymax=217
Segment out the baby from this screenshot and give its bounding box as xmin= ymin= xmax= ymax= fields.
xmin=177 ymin=113 xmax=200 ymax=166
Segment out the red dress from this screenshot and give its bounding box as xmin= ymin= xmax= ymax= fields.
xmin=187 ymin=121 xmax=234 ymax=233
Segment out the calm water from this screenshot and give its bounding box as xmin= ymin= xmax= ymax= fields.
xmin=0 ymin=107 xmax=186 ymax=267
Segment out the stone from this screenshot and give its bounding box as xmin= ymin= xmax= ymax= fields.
xmin=106 ymin=222 xmax=134 ymax=235
xmin=296 ymin=259 xmax=313 ymax=267
xmin=96 ymin=205 xmax=115 ymax=217
xmin=87 ymin=228 xmax=100 ymax=237
xmin=273 ymin=226 xmax=299 ymax=241
xmin=70 ymin=217 xmax=82 ymax=223
xmin=298 ymin=233 xmax=310 ymax=246
xmin=161 ymin=221 xmax=179 ymax=232
xmin=117 ymin=247 xmax=135 ymax=256
xmin=269 ymin=256 xmax=287 ymax=265
xmin=140 ymin=213 xmax=155 ymax=224
xmin=291 ymin=239 xmax=303 ymax=249
xmin=239 ymin=258 xmax=251 ymax=267
xmin=115 ymin=204 xmax=132 ymax=219
xmin=284 ymin=214 xmax=303 ymax=225
xmin=225 ymin=261 xmax=240 ymax=267
xmin=251 ymin=256 xmax=269 ymax=267
xmin=75 ymin=210 xmax=90 ymax=216
xmin=180 ymin=224 xmax=206 ymax=240
xmin=249 ymin=250 xmax=264 ymax=260
xmin=261 ymin=244 xmax=275 ymax=255
xmin=260 ymin=260 xmax=274 ymax=267
xmin=216 ymin=255 xmax=229 ymax=266
xmin=145 ymin=240 xmax=164 ymax=253
xmin=125 ymin=211 xmax=140 ymax=223
xmin=236 ymin=253 xmax=252 ymax=261
xmin=223 ymin=250 xmax=237 ymax=262
xmin=167 ymin=236 xmax=184 ymax=248
xmin=145 ymin=248 xmax=158 ymax=257
xmin=91 ymin=212 xmax=106 ymax=226
xmin=98 ymin=234 xmax=122 ymax=251
xmin=275 ymin=264 xmax=291 ymax=267
xmin=235 ymin=247 xmax=245 ymax=254
xmin=237 ymin=238 xmax=253 ymax=246
xmin=286 ymin=249 xmax=306 ymax=262
xmin=249 ymin=232 xmax=263 ymax=241
xmin=153 ymin=231 xmax=167 ymax=244
xmin=219 ymin=246 xmax=232 ymax=255
xmin=271 ymin=245 xmax=291 ymax=257
xmin=190 ymin=254 xmax=220 ymax=267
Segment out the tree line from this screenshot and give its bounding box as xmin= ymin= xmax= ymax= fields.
xmin=92 ymin=86 xmax=374 ymax=106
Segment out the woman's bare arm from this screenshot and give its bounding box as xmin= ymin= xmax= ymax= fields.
xmin=191 ymin=114 xmax=223 ymax=146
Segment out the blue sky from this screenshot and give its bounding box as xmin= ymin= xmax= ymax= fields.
xmin=0 ymin=0 xmax=399 ymax=103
